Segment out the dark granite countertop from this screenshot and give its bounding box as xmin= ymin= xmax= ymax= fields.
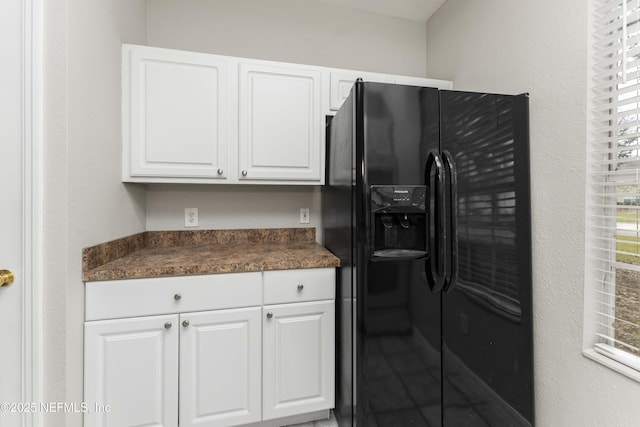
xmin=82 ymin=228 xmax=340 ymax=282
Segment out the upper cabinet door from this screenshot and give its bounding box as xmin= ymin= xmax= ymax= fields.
xmin=123 ymin=45 xmax=229 ymax=181
xmin=238 ymin=62 xmax=325 ymax=183
xmin=329 ymin=70 xmax=392 ymax=111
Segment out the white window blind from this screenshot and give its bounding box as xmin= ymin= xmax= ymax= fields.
xmin=589 ymin=0 xmax=640 ymax=372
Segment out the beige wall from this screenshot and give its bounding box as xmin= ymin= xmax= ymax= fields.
xmin=43 ymin=0 xmax=69 ymax=418
xmin=426 ymin=0 xmax=640 ymax=425
xmin=146 ymin=0 xmax=427 ymax=76
xmin=144 ymin=0 xmax=429 ymax=240
xmin=146 ymin=185 xmax=323 ymax=236
xmin=44 ymin=1 xmax=147 ymax=426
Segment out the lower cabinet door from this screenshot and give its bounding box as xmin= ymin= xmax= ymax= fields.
xmin=84 ymin=314 xmax=179 ymax=427
xmin=179 ymin=307 xmax=262 ymax=427
xmin=262 ymin=300 xmax=335 ymax=420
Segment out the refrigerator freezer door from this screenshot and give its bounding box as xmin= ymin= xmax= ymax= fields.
xmin=359 ymin=83 xmax=442 ymax=427
xmin=440 ymin=91 xmax=534 ymax=427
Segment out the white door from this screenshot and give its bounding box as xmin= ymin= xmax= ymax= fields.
xmin=0 ymin=0 xmax=26 ymax=425
xmin=262 ymin=300 xmax=335 ymax=420
xmin=84 ymin=315 xmax=179 ymax=427
xmin=123 ymin=45 xmax=230 ymax=181
xmin=238 ymin=62 xmax=324 ymax=183
xmin=329 ymin=70 xmax=391 ymax=111
xmin=179 ymin=307 xmax=261 ymax=427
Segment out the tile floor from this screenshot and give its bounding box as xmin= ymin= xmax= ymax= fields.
xmin=363 ymin=330 xmax=526 ymax=426
xmin=286 ymin=329 xmax=522 ymax=426
xmin=287 ymin=410 xmax=338 ymax=427
xmin=364 ymin=333 xmax=442 ymax=426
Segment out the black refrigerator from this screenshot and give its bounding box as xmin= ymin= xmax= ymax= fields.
xmin=322 ymin=81 xmax=534 ymax=427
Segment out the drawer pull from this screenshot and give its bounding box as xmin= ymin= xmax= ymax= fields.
xmin=174 ymin=293 xmax=182 ymax=301
xmin=266 ymin=312 xmax=273 ymax=319
xmin=164 ymin=322 xmax=172 ymax=329
xmin=297 ymin=284 xmax=304 ymax=292
xmin=182 ymin=320 xmax=190 ymax=327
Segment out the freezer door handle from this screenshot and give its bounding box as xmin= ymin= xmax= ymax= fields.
xmin=425 ymin=150 xmax=446 ymax=293
xmin=442 ymin=151 xmax=459 ymax=293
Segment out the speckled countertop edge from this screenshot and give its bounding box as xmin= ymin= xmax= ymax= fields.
xmin=82 ymin=228 xmax=340 ymax=282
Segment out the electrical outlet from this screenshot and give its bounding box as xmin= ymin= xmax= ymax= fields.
xmin=185 ymin=208 xmax=198 ymax=227
xmin=300 ymin=208 xmax=310 ymax=224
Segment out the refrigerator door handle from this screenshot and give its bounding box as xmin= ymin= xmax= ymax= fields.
xmin=425 ymin=150 xmax=447 ymax=293
xmin=442 ymin=151 xmax=459 ymax=293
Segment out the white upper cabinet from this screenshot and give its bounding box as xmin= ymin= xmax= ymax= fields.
xmin=121 ymin=44 xmax=452 ymax=185
xmin=238 ymin=62 xmax=325 ymax=182
xmin=328 ymin=68 xmax=454 ymax=111
xmin=123 ymin=45 xmax=230 ymax=181
xmin=329 ymin=70 xmax=393 ymax=111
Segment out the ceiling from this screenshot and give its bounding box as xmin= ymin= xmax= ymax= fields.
xmin=314 ymin=0 xmax=447 ymax=22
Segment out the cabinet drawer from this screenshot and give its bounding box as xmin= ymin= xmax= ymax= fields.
xmin=263 ymin=268 xmax=335 ymax=305
xmin=86 ymin=272 xmax=262 ymax=321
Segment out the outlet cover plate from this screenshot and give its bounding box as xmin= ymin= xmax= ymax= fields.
xmin=185 ymin=208 xmax=198 ymax=227
xmin=300 ymin=208 xmax=310 ymax=224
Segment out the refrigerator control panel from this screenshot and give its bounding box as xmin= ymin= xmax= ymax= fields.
xmin=370 ymin=185 xmax=427 ymax=210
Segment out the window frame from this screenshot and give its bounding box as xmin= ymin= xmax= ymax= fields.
xmin=584 ymin=0 xmax=640 ymax=382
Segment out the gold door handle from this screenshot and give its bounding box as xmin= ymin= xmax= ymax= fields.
xmin=0 ymin=270 xmax=14 ymax=287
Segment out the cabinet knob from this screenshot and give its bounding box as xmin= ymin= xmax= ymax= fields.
xmin=182 ymin=320 xmax=190 ymax=327
xmin=297 ymin=284 xmax=304 ymax=292
xmin=174 ymin=293 xmax=182 ymax=301
xmin=266 ymin=312 xmax=273 ymax=319
xmin=217 ymin=168 xmax=224 ymax=175
xmin=241 ymin=170 xmax=248 ymax=177
xmin=164 ymin=322 xmax=172 ymax=329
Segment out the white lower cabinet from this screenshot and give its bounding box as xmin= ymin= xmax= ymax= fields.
xmin=180 ymin=308 xmax=262 ymax=427
xmin=84 ymin=268 xmax=335 ymax=427
xmin=84 ymin=308 xmax=261 ymax=427
xmin=262 ymin=300 xmax=335 ymax=420
xmin=84 ymin=314 xmax=179 ymax=427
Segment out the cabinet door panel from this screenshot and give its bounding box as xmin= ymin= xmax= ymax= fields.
xmin=263 ymin=300 xmax=335 ymax=420
xmin=329 ymin=70 xmax=391 ymax=111
xmin=84 ymin=315 xmax=179 ymax=427
xmin=125 ymin=45 xmax=229 ymax=179
xmin=179 ymin=307 xmax=261 ymax=427
xmin=239 ymin=63 xmax=323 ymax=182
